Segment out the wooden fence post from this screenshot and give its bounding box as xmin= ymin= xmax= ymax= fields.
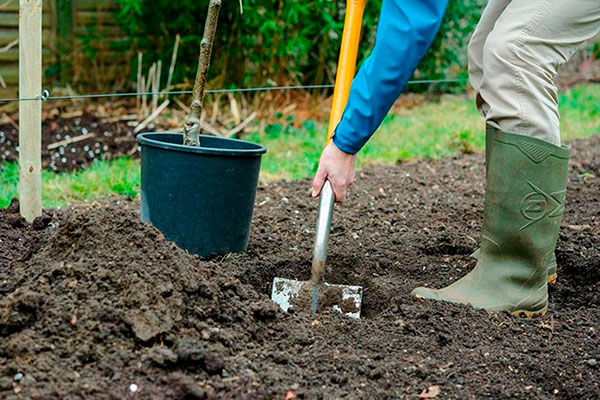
xmin=19 ymin=0 xmax=43 ymax=222
xmin=57 ymin=0 xmax=73 ymax=86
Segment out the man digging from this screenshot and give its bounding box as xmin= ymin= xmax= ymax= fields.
xmin=311 ymin=0 xmax=600 ymax=316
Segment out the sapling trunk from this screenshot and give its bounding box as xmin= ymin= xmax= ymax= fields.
xmin=183 ymin=0 xmax=222 ymax=147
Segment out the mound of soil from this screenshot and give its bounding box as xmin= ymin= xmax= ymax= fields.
xmin=1 ymin=135 xmax=599 ymax=399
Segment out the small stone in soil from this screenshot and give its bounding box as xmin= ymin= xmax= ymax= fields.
xmin=174 ymin=337 xmax=224 ymax=375
xmin=147 ymin=346 xmax=177 ymax=367
xmin=587 ymin=359 xmax=597 ymax=368
xmin=13 ymin=372 xmax=23 ymax=382
xmin=20 ymin=374 xmax=36 ymax=385
xmin=175 ymin=337 xmax=206 ymax=366
xmin=129 ymin=383 xmax=138 ymax=393
xmin=0 ymin=377 xmax=12 ymax=390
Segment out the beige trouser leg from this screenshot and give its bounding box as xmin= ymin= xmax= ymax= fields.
xmin=468 ymin=0 xmax=600 ymax=145
xmin=468 ymin=0 xmax=511 ymax=94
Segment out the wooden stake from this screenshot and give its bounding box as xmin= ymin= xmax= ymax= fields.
xmin=183 ymin=0 xmax=221 ymax=146
xmin=19 ymin=0 xmax=43 ymax=222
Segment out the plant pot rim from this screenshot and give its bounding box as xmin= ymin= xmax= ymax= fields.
xmin=137 ymin=132 xmax=267 ymax=156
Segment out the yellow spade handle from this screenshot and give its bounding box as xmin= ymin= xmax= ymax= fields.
xmin=326 ymin=0 xmax=367 ymax=144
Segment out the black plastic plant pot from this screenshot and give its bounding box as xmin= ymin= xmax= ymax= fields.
xmin=137 ymin=133 xmax=266 ymax=257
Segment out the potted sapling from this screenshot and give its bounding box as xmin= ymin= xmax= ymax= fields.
xmin=137 ymin=0 xmax=266 ymax=257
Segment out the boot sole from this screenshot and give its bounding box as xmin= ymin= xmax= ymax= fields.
xmin=511 ymin=307 xmax=548 ymax=318
xmin=413 ymin=294 xmax=549 ymax=318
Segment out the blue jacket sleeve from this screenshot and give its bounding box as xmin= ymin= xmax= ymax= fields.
xmin=332 ymin=0 xmax=449 ymax=154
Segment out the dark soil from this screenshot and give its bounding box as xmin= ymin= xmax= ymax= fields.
xmin=0 ymin=112 xmax=147 ymax=172
xmin=1 ymin=135 xmax=599 ymax=399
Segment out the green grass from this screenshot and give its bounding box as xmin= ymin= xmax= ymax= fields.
xmin=1 ymin=84 xmax=599 ymax=208
xmin=1 ymin=157 xmax=139 ymax=208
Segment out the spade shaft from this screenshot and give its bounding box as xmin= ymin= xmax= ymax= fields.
xmin=270 ymin=0 xmax=366 ymax=318
xmin=309 ymin=180 xmax=335 ymax=312
xmin=310 ymin=0 xmax=366 ymax=310
xmin=311 ymin=180 xmax=335 ymax=286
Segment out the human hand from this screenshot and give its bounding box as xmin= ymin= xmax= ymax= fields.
xmin=311 ymin=142 xmax=357 ymax=203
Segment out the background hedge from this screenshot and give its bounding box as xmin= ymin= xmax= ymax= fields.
xmin=113 ymin=0 xmax=487 ymax=91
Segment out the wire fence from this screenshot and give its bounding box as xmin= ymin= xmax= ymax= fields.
xmin=0 ymin=78 xmax=468 ymax=104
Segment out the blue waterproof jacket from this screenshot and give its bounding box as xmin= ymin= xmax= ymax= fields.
xmin=332 ymin=0 xmax=449 ymax=154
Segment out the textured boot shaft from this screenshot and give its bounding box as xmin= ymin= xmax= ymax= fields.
xmin=473 ymin=127 xmax=559 ymax=283
xmin=481 ymin=128 xmax=570 ymax=286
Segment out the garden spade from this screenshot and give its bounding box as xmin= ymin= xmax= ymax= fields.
xmin=271 ymin=0 xmax=366 ymax=319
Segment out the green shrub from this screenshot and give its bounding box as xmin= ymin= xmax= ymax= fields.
xmin=114 ymin=0 xmax=486 ymax=91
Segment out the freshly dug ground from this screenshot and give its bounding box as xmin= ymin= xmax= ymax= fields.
xmin=1 ymin=136 xmax=599 ymax=399
xmin=0 ymin=112 xmax=146 ymax=172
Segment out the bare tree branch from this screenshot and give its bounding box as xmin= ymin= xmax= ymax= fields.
xmin=183 ymin=0 xmax=222 ymax=147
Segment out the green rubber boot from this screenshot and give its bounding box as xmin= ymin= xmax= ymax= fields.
xmin=413 ymin=128 xmax=570 ymax=316
xmin=471 ymin=127 xmax=558 ymax=284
